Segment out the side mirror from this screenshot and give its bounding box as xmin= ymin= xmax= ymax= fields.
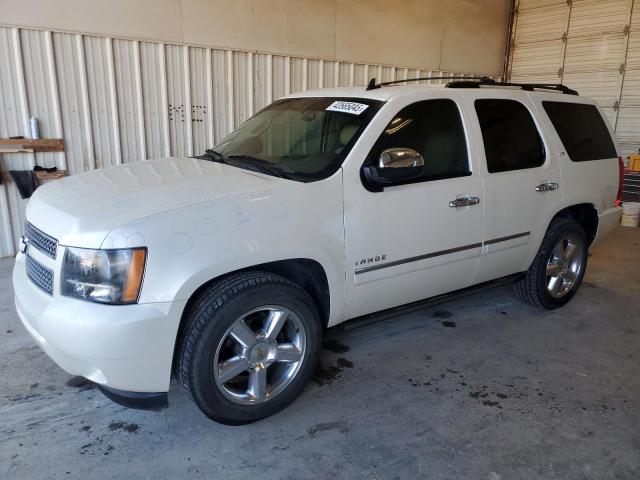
xmin=362 ymin=148 xmax=424 ymax=189
xmin=379 ymin=148 xmax=424 ymax=169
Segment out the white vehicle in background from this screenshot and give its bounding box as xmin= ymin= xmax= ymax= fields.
xmin=13 ymin=77 xmax=623 ymax=424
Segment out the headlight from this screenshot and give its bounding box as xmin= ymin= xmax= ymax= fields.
xmin=61 ymin=247 xmax=147 ymax=304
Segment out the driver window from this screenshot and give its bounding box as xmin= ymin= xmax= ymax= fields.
xmin=366 ymin=99 xmax=470 ymax=182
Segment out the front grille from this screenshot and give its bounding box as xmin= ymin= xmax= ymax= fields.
xmin=26 ymin=254 xmax=54 ymax=296
xmin=25 ymin=222 xmax=58 ymax=259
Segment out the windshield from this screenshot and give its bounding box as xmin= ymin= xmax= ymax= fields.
xmin=209 ymin=97 xmax=382 ymax=182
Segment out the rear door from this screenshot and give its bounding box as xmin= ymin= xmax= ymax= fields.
xmin=467 ymin=91 xmax=563 ymax=283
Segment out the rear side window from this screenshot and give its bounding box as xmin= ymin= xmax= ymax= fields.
xmin=475 ymin=99 xmax=545 ymax=173
xmin=366 ymin=99 xmax=470 ymax=182
xmin=542 ymin=101 xmax=616 ymax=162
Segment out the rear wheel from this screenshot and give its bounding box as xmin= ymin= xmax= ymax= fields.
xmin=177 ymin=272 xmax=321 ymax=424
xmin=514 ymin=218 xmax=588 ymax=309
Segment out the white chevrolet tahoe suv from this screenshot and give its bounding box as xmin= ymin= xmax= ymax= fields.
xmin=13 ymin=77 xmax=623 ymax=424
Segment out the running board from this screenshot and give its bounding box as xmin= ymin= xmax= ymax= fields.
xmin=329 ymin=274 xmax=522 ymax=335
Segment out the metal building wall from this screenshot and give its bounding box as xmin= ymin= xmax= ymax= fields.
xmin=0 ymin=26 xmax=491 ymax=258
xmin=508 ymin=0 xmax=640 ymax=157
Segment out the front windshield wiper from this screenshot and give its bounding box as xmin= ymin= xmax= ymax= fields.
xmin=196 ymin=150 xmax=296 ymax=181
xmin=226 ymin=155 xmax=296 ymax=180
xmin=197 ymin=149 xmax=227 ymax=162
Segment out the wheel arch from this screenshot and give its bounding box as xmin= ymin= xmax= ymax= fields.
xmin=171 ymin=258 xmax=331 ymax=373
xmin=550 ymin=203 xmax=598 ymax=246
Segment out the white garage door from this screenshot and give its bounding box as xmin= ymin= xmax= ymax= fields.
xmin=509 ymin=0 xmax=640 ymax=158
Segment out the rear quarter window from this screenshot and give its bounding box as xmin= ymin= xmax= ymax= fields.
xmin=542 ymin=101 xmax=617 ymax=162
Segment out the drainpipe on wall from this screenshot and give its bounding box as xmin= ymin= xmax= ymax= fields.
xmin=502 ymin=0 xmax=518 ymax=82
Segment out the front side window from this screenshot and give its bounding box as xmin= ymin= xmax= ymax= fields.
xmin=211 ymin=97 xmax=382 ymax=181
xmin=475 ymin=99 xmax=545 ymax=173
xmin=364 ymin=99 xmax=470 ymax=184
xmin=542 ymin=101 xmax=616 ymax=162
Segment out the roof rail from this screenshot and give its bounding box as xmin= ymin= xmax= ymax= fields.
xmin=365 ymin=76 xmax=579 ymax=95
xmin=445 ymin=79 xmax=579 ymax=95
xmin=365 ymin=76 xmax=494 ymax=91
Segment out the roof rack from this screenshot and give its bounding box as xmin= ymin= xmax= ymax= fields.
xmin=446 ymin=79 xmax=579 ymax=95
xmin=365 ymin=76 xmax=579 ymax=95
xmin=365 ymin=76 xmax=494 ymax=90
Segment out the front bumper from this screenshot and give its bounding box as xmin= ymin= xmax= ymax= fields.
xmin=13 ymin=252 xmax=186 ymax=393
xmin=98 ymin=384 xmax=168 ymax=410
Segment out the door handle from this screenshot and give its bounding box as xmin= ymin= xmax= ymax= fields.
xmin=535 ymin=182 xmax=559 ymax=192
xmin=449 ymin=196 xmax=480 ymax=208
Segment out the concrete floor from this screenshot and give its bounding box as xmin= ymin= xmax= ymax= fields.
xmin=1 ymin=227 xmax=639 ymax=480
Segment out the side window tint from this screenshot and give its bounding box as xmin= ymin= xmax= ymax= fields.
xmin=367 ymin=99 xmax=470 ymax=182
xmin=475 ymin=99 xmax=545 ymax=173
xmin=542 ymin=101 xmax=616 ymax=162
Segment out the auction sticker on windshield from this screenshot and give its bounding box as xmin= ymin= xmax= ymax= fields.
xmin=326 ymin=101 xmax=369 ymax=115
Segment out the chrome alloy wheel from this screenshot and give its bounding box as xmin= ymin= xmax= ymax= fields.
xmin=213 ymin=306 xmax=306 ymax=405
xmin=545 ymin=234 xmax=584 ymax=298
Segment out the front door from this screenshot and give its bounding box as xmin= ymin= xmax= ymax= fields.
xmin=343 ymin=95 xmax=485 ymax=319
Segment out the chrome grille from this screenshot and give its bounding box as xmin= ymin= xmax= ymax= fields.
xmin=26 ymin=254 xmax=54 ymax=296
xmin=25 ymin=222 xmax=57 ymax=259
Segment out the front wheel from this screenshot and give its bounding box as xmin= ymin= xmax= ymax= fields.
xmin=177 ymin=272 xmax=321 ymax=424
xmin=514 ymin=218 xmax=589 ymax=309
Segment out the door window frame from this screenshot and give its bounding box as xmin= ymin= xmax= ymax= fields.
xmin=360 ymin=97 xmax=474 ymax=192
xmin=473 ymin=97 xmax=549 ymax=174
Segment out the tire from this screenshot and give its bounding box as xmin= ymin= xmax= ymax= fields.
xmin=514 ymin=218 xmax=588 ymax=309
xmin=177 ymin=271 xmax=321 ymax=425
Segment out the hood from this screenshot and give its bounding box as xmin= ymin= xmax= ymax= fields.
xmin=26 ymin=157 xmax=291 ymax=248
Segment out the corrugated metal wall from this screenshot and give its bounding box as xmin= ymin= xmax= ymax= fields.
xmin=0 ymin=26 xmax=491 ymax=258
xmin=508 ymin=0 xmax=640 ymax=157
